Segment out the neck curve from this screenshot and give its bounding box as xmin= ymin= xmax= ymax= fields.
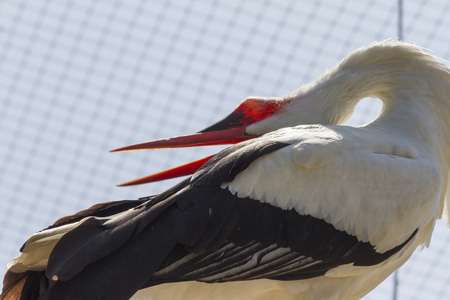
xmin=249 ymin=41 xmax=450 ymax=156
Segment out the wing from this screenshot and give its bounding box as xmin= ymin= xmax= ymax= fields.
xmin=3 ymin=127 xmax=426 ymax=299
xmin=143 ymin=188 xmax=415 ymax=286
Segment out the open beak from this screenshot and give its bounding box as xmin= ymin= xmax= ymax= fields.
xmin=111 ymin=127 xmax=256 ymax=186
xmin=111 ymin=98 xmax=289 ymax=186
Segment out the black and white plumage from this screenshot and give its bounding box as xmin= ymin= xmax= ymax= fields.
xmin=2 ymin=40 xmax=450 ymax=300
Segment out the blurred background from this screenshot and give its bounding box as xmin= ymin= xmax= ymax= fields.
xmin=1 ymin=1 xmax=450 ymax=299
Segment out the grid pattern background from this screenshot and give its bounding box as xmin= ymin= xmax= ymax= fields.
xmin=1 ymin=1 xmax=450 ymax=299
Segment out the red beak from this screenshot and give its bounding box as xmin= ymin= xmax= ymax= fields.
xmin=111 ymin=98 xmax=290 ymax=186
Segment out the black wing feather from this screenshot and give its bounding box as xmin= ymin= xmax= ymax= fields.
xmin=145 ymin=185 xmax=416 ymax=286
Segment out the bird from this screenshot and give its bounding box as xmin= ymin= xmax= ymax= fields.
xmin=1 ymin=39 xmax=450 ymax=300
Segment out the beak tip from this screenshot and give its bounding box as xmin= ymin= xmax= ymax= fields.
xmin=110 ymin=147 xmax=126 ymax=153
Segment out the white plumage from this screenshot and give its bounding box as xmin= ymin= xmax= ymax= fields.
xmin=225 ymin=125 xmax=441 ymax=252
xmin=1 ymin=40 xmax=449 ymax=300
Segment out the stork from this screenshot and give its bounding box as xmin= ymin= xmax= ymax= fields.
xmin=1 ymin=40 xmax=449 ymax=300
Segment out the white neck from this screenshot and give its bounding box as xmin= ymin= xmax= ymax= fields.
xmin=250 ymin=41 xmax=449 ymax=153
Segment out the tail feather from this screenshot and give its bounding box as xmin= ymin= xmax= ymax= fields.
xmin=46 ymin=206 xmax=145 ymax=281
xmin=1 ymin=271 xmax=46 ymax=300
xmin=1 ymin=199 xmax=155 ymax=300
xmin=47 ymin=206 xmax=178 ymax=299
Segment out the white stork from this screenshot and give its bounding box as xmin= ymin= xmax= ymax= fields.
xmin=1 ymin=40 xmax=449 ymax=300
